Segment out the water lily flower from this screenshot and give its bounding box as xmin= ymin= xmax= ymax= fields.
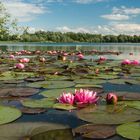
xmin=106 ymin=93 xmax=118 ymax=105
xmin=74 ymin=89 xmax=99 ymax=105
xmin=19 ymin=58 xmax=30 ymax=63
xmin=15 ymin=63 xmax=25 ymax=69
xmin=131 ymin=60 xmax=139 ymax=65
xmin=99 ymin=56 xmax=106 ymax=61
xmin=39 ymin=57 xmax=46 ymax=62
xmin=77 ymin=53 xmax=84 ymax=59
xmin=9 ymin=55 xmax=15 ymax=59
xmin=58 ymin=92 xmax=74 ymax=105
xmin=121 ymin=59 xmax=131 ymax=65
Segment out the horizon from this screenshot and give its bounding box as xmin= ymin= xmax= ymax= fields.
xmin=1 ymin=0 xmax=140 ymax=35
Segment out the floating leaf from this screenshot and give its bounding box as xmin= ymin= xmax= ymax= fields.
xmin=41 ymin=81 xmax=75 ymax=89
xmin=27 ymin=81 xmax=75 ymax=89
xmin=75 ymin=84 xmax=102 ymax=88
xmin=0 ymin=122 xmax=69 ymax=140
xmin=74 ymin=124 xmax=116 ymax=139
xmin=20 ymin=107 xmax=47 ymax=114
xmin=21 ymin=98 xmax=55 ymax=108
xmin=77 ymin=104 xmax=140 ymax=124
xmin=40 ymin=88 xmax=75 ymax=98
xmin=31 ymin=128 xmax=74 ymax=140
xmin=74 ymin=79 xmax=106 ymax=84
xmin=53 ymin=103 xmax=76 ymax=110
xmin=117 ymin=122 xmax=140 ymax=140
xmin=123 ymin=101 xmax=140 ymax=110
xmin=0 ymin=105 xmax=21 ymax=125
xmin=25 ymin=76 xmax=45 ymax=82
xmin=0 ymin=88 xmax=39 ymax=97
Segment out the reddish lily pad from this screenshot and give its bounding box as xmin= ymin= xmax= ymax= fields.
xmin=25 ymin=76 xmax=45 ymax=82
xmin=0 ymin=88 xmax=40 ymax=97
xmin=74 ymin=124 xmax=116 ymax=139
xmin=31 ymin=128 xmax=74 ymax=140
xmin=77 ymin=104 xmax=140 ymax=124
xmin=20 ymin=107 xmax=47 ymax=114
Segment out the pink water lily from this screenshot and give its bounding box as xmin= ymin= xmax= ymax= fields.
xmin=121 ymin=59 xmax=131 ymax=65
xmin=9 ymin=55 xmax=15 ymax=59
xmin=99 ymin=56 xmax=106 ymax=61
xmin=131 ymin=60 xmax=139 ymax=65
xmin=58 ymin=92 xmax=74 ymax=105
xmin=106 ymin=93 xmax=118 ymax=105
xmin=15 ymin=63 xmax=25 ymax=69
xmin=19 ymin=58 xmax=30 ymax=63
xmin=77 ymin=53 xmax=84 ymax=59
xmin=74 ymin=89 xmax=99 ymax=105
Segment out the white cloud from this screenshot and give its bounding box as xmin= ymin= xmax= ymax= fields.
xmin=113 ymin=6 xmax=140 ymax=15
xmin=102 ymin=6 xmax=140 ymax=21
xmin=56 ymin=26 xmax=91 ymax=33
xmin=101 ymin=14 xmax=129 ymax=20
xmin=1 ymin=0 xmax=48 ymax=22
xmin=74 ymin=0 xmax=106 ymax=4
xmin=56 ymin=24 xmax=140 ymax=35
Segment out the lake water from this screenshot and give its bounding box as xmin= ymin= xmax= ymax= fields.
xmin=0 ymin=43 xmax=140 ymax=140
xmin=0 ymin=42 xmax=140 ymax=60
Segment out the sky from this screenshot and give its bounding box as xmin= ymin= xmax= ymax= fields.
xmin=1 ymin=0 xmax=140 ymax=35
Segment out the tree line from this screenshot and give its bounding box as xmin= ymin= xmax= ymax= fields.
xmin=0 ymin=2 xmax=140 ymax=43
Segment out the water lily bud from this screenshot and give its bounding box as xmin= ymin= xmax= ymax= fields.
xmin=106 ymin=93 xmax=118 ymax=105
xmin=15 ymin=63 xmax=25 ymax=69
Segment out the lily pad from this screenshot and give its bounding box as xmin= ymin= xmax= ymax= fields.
xmin=28 ymin=81 xmax=75 ymax=89
xmin=0 ymin=122 xmax=69 ymax=140
xmin=20 ymin=107 xmax=47 ymax=114
xmin=53 ymin=103 xmax=76 ymax=110
xmin=116 ymin=122 xmax=140 ymax=140
xmin=74 ymin=79 xmax=106 ymax=84
xmin=0 ymin=105 xmax=21 ymax=125
xmin=40 ymin=88 xmax=75 ymax=98
xmin=74 ymin=124 xmax=116 ymax=139
xmin=0 ymin=88 xmax=40 ymax=97
xmin=77 ymin=104 xmax=140 ymax=124
xmin=75 ymin=84 xmax=103 ymax=88
xmin=97 ymin=74 xmax=118 ymax=80
xmin=25 ymin=76 xmax=45 ymax=82
xmin=31 ymin=128 xmax=74 ymax=140
xmin=123 ymin=101 xmax=140 ymax=110
xmin=42 ymin=81 xmax=75 ymax=89
xmin=21 ymin=98 xmax=56 ymax=108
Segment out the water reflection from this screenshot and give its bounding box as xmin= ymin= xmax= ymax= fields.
xmin=0 ymin=43 xmax=140 ymax=60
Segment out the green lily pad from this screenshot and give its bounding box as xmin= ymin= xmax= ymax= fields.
xmin=0 ymin=71 xmax=35 ymax=81
xmin=77 ymin=104 xmax=140 ymax=124
xmin=42 ymin=81 xmax=75 ymax=89
xmin=75 ymin=84 xmax=103 ymax=88
xmin=21 ymin=98 xmax=56 ymax=108
xmin=123 ymin=101 xmax=140 ymax=110
xmin=74 ymin=124 xmax=116 ymax=139
xmin=0 ymin=122 xmax=69 ymax=140
xmin=74 ymin=79 xmax=106 ymax=84
xmin=27 ymin=81 xmax=75 ymax=89
xmin=97 ymin=74 xmax=118 ymax=80
xmin=117 ymin=122 xmax=140 ymax=140
xmin=53 ymin=103 xmax=76 ymax=110
xmin=0 ymin=105 xmax=21 ymax=125
xmin=40 ymin=88 xmax=75 ymax=98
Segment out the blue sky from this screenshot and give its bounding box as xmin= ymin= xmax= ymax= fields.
xmin=1 ymin=0 xmax=140 ymax=35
